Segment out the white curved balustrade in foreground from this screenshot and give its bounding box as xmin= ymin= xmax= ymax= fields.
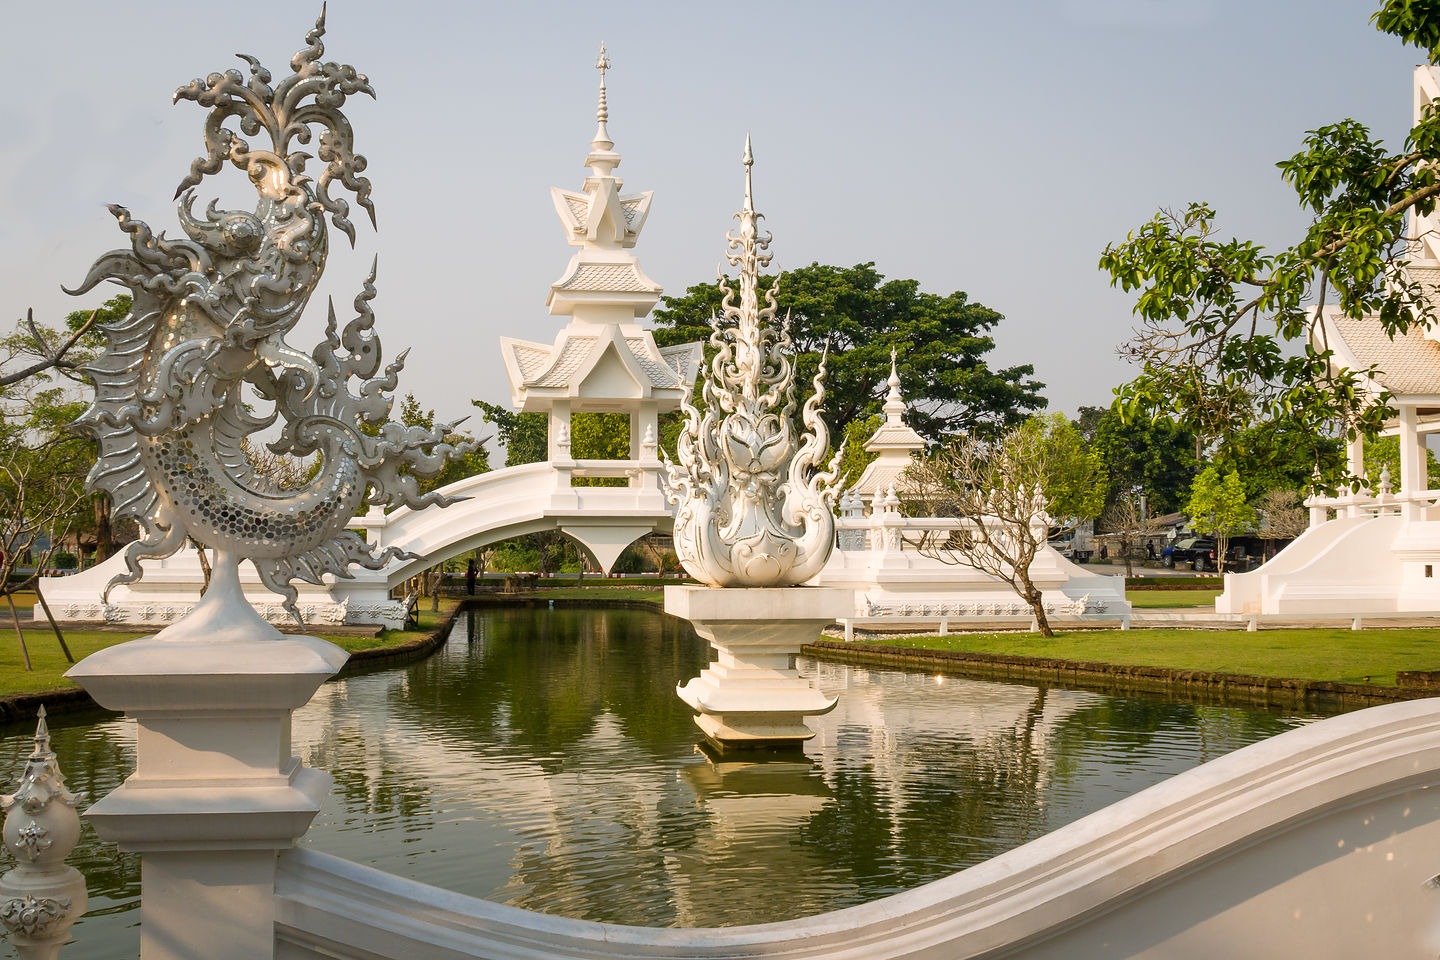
xmin=273 ymin=697 xmax=1440 ymax=959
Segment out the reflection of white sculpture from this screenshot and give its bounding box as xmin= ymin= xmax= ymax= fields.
xmin=664 ymin=141 xmax=852 ymax=750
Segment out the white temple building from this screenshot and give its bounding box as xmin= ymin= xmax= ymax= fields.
xmin=1217 ymin=65 xmax=1440 ymax=619
xmin=812 ymin=361 xmax=1130 ymax=629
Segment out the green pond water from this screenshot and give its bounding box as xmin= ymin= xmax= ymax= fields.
xmin=1 ymin=605 xmax=1346 ymax=959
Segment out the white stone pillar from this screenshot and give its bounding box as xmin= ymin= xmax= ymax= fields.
xmin=1400 ymin=406 xmax=1425 ymax=519
xmin=668 ymin=585 xmax=851 ymax=751
xmin=67 ymin=633 xmax=346 ymax=960
xmin=1345 ymin=434 xmax=1366 ymax=518
xmin=633 ymin=401 xmax=658 ymax=462
xmin=548 ymin=401 xmax=572 ymax=462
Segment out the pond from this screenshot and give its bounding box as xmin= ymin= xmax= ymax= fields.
xmin=1 ymin=604 xmax=1347 ymax=959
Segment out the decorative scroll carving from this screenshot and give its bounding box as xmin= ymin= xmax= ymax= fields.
xmin=662 ymin=138 xmax=842 ymax=587
xmin=65 ymin=10 xmax=474 ymax=629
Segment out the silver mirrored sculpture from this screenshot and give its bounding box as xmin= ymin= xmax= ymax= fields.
xmin=662 ymin=139 xmax=843 ymax=587
xmin=66 ymin=10 xmax=474 ymax=635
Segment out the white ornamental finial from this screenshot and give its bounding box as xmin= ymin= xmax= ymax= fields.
xmin=662 ymin=139 xmax=845 ymax=587
xmin=593 ymin=42 xmax=612 ymax=149
xmin=1 ymin=707 xmax=88 ymax=960
xmin=883 ymin=347 xmax=906 ymax=424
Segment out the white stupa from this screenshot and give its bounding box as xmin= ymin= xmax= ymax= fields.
xmin=851 ymin=349 xmax=926 ymax=511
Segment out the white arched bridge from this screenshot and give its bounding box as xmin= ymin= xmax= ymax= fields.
xmin=42 ymin=458 xmax=676 ymax=629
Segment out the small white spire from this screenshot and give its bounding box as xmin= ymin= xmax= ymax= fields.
xmin=742 ymin=132 xmax=755 ymax=215
xmin=883 ymin=347 xmax=906 ymax=424
xmin=587 ymin=42 xmax=620 ymax=177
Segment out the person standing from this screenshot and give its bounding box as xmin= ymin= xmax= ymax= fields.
xmin=465 ymin=559 xmax=477 ymax=596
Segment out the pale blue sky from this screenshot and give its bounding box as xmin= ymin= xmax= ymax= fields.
xmin=0 ymin=0 xmax=1418 ymax=431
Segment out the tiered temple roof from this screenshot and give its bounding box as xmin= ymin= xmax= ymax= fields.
xmin=499 ymin=45 xmax=699 ymax=413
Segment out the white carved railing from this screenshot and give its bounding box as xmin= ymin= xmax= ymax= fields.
xmin=270 ymin=696 xmax=1440 ymax=959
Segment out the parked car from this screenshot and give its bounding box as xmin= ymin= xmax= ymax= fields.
xmin=1165 ymin=537 xmax=1217 ymax=570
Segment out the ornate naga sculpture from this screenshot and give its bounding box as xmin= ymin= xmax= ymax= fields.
xmin=663 ymin=138 xmax=843 ymax=587
xmin=66 ymin=11 xmax=473 ymax=632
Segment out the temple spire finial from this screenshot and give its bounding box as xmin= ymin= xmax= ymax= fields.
xmin=742 ymin=132 xmax=755 ymax=215
xmin=883 ymin=348 xmax=906 ymax=424
xmin=587 ymin=41 xmax=619 ymax=176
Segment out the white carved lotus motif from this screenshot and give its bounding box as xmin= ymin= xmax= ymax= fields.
xmin=662 ymin=140 xmax=843 ymax=587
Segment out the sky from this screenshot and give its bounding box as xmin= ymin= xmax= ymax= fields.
xmin=0 ymin=0 xmax=1421 ymax=440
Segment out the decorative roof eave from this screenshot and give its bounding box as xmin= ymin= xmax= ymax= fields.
xmin=550 ymin=187 xmax=653 ymax=248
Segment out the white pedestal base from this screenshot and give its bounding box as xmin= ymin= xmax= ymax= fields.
xmin=67 ymin=633 xmax=348 ymax=960
xmin=666 ymin=585 xmax=852 ymax=751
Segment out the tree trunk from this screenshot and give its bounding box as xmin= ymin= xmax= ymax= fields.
xmin=1124 ymin=549 xmax=1134 ymax=578
xmin=190 ymin=539 xmax=212 ymax=594
xmin=1020 ymin=579 xmax=1053 ymax=637
xmin=94 ymin=496 xmax=113 ymax=562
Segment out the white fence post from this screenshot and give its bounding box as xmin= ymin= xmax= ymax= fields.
xmin=69 ymin=634 xmax=347 ymax=960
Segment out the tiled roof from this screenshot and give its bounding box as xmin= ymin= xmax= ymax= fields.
xmin=864 ymin=423 xmax=925 ymax=452
xmin=854 ymin=462 xmax=918 ymax=498
xmin=659 ymin=343 xmax=699 ymax=383
xmin=625 ymin=338 xmax=680 ymax=388
xmin=1329 ymin=315 xmax=1440 ymax=395
xmin=511 ymin=343 xmax=552 ymax=380
xmin=555 ymin=262 xmax=656 ymax=293
xmin=531 ymin=337 xmax=597 ymax=387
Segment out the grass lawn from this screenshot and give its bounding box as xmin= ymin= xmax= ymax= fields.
xmin=1128 ymin=589 xmax=1223 ymax=609
xmin=854 ymin=628 xmax=1440 ymax=687
xmin=0 ymin=602 xmax=458 ymax=699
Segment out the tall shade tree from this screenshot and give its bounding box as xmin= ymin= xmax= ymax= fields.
xmin=904 ymin=415 xmax=1106 ymax=637
xmin=1099 ymin=3 xmax=1440 ymax=453
xmin=652 ymin=262 xmax=1046 ymax=444
xmin=1076 ymin=404 xmax=1198 ymax=515
xmin=1186 ymin=466 xmax=1256 ymax=574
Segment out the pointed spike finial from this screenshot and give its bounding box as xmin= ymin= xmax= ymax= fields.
xmin=596 ymin=41 xmax=610 ymax=118
xmin=742 ymin=133 xmax=755 ymax=215
xmin=590 ymin=41 xmax=614 ymax=155
xmin=31 ymin=704 xmax=50 ymax=760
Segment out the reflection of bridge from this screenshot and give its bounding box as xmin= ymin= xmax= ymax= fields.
xmin=43 ymin=458 xmax=675 ymax=628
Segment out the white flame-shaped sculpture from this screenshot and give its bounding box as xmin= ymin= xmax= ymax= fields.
xmin=663 ymin=139 xmax=843 ymax=587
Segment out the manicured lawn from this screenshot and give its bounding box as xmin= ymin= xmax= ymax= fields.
xmin=0 ymin=602 xmax=457 ymax=699
xmin=1128 ymin=589 xmax=1222 ymax=609
xmin=854 ymin=628 xmax=1440 ymax=687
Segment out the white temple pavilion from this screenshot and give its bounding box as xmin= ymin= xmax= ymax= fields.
xmin=1218 ymin=65 xmax=1440 ymax=618
xmin=498 ymin=44 xmax=700 ymax=464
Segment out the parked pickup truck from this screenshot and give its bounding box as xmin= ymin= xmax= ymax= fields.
xmin=1165 ymin=537 xmax=1217 ymax=571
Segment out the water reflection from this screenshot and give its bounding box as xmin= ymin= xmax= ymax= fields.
xmin=0 ymin=605 xmax=1340 ymax=955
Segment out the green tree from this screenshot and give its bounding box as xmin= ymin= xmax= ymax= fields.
xmin=1362 ymin=435 xmax=1440 ymax=489
xmin=1186 ymin=467 xmax=1255 ymax=573
xmin=472 ymin=401 xmax=547 ymax=467
xmin=652 ymin=262 xmax=1045 ymax=443
xmin=1081 ymin=404 xmax=1198 ymax=516
xmin=1215 ymin=421 xmax=1343 ymax=501
xmin=1100 ymin=2 xmax=1440 ymax=453
xmin=835 ymin=414 xmax=882 ymax=490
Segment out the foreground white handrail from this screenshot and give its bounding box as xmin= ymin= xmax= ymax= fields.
xmin=275 ymin=697 xmax=1440 ymax=959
